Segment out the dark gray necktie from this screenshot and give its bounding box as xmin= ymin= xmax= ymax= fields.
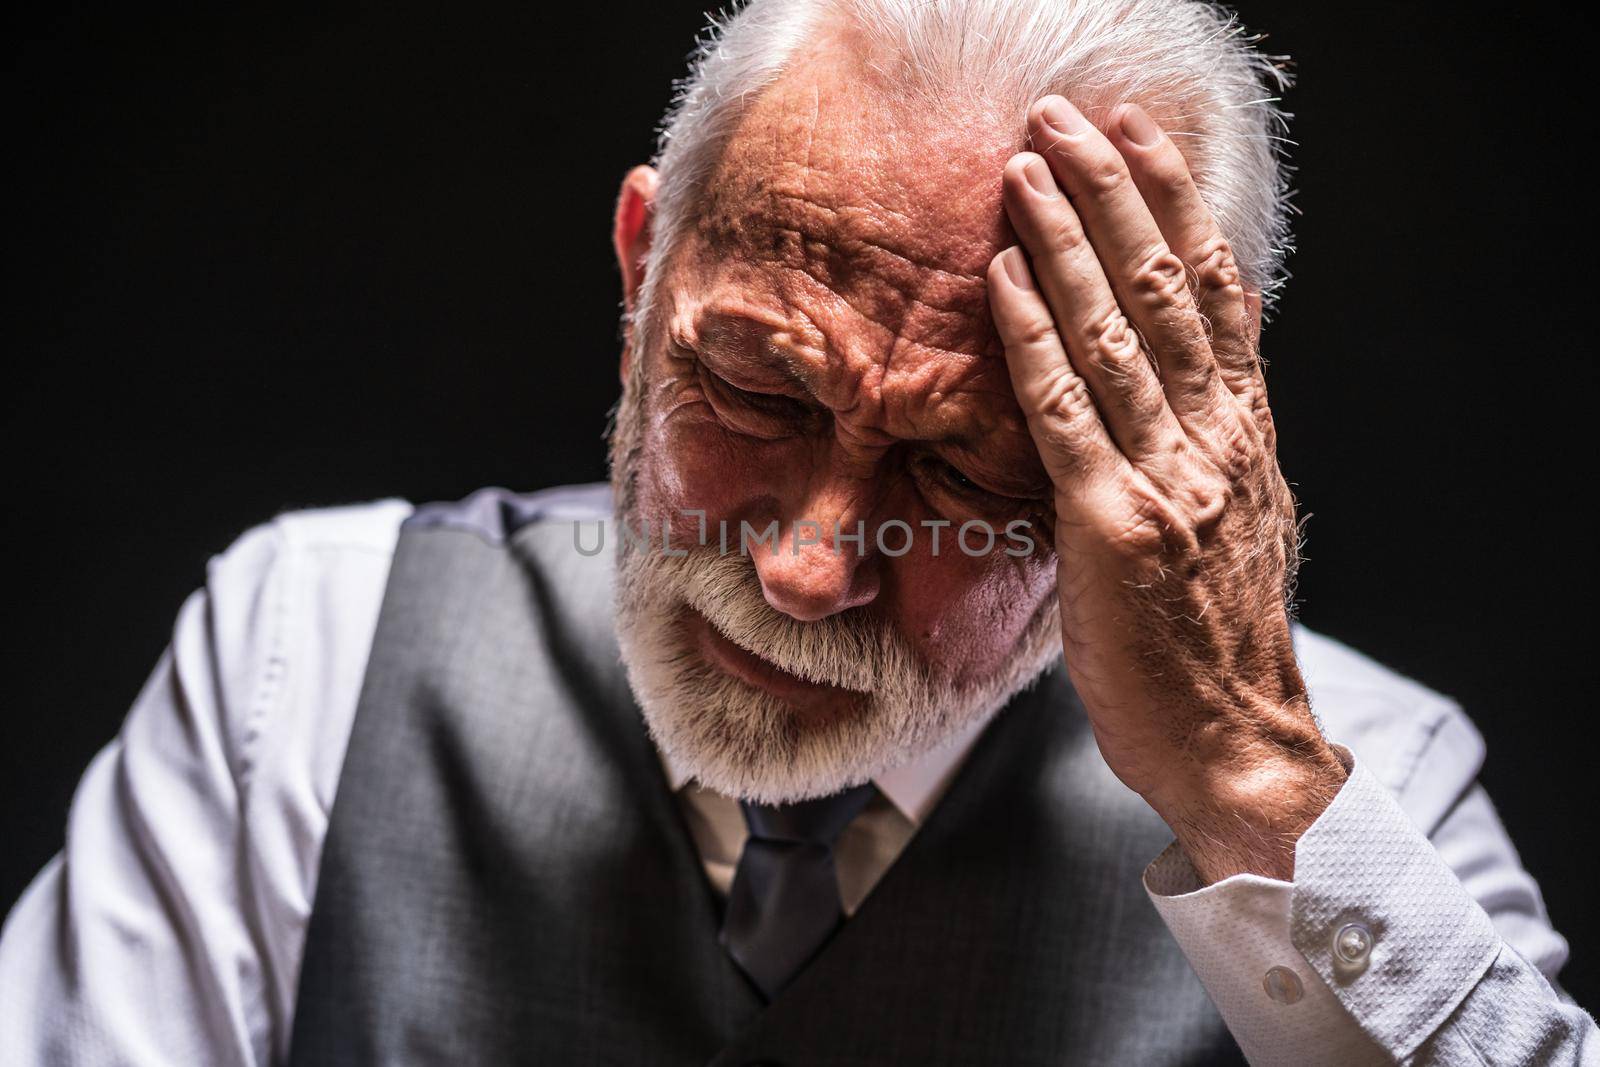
xmin=718 ymin=782 xmax=877 ymax=1000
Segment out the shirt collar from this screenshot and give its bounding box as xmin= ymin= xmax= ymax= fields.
xmin=657 ymin=714 xmax=991 ymax=827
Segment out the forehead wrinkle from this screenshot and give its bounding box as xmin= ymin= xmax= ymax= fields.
xmin=799 ymin=307 xmax=1008 ymax=443
xmin=689 ymin=286 xmax=1013 ymax=446
xmin=678 ymin=242 xmax=1016 ymax=441
xmin=766 ymin=189 xmax=986 ymax=291
xmin=882 ymin=349 xmax=1013 ymax=440
xmin=692 ymin=77 xmax=1015 ymax=369
xmin=677 ymin=289 xmax=1040 ymax=484
xmin=695 ymin=203 xmax=993 ymax=364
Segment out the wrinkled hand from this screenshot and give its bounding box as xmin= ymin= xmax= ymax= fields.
xmin=986 ymin=97 xmax=1346 ymax=883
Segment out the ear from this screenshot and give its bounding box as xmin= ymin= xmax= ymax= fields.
xmin=614 ymin=165 xmax=658 ymax=381
xmin=1244 ymin=289 xmax=1263 ymax=348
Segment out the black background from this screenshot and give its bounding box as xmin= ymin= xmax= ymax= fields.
xmin=6 ymin=1 xmax=1594 ymax=1012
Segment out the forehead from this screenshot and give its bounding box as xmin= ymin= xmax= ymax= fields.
xmin=665 ymin=47 xmax=1026 ymax=438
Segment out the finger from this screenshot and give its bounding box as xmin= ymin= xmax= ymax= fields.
xmin=985 ymin=245 xmax=1122 ymax=497
xmin=1106 ymin=102 xmax=1263 ymax=401
xmin=1000 ymin=151 xmax=1184 ymax=463
xmin=1027 ymin=96 xmax=1225 ymax=421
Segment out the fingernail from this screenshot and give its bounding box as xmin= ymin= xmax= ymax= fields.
xmin=1119 ymin=104 xmax=1161 ymax=147
xmin=1022 ymin=156 xmax=1058 ymax=198
xmin=1040 ymin=96 xmax=1091 ymax=137
xmin=1000 ymin=247 xmax=1034 ymax=290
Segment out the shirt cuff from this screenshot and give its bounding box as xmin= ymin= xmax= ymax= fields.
xmin=1144 ymin=744 xmax=1501 ymax=1064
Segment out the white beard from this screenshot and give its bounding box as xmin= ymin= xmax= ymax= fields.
xmin=607 ymin=341 xmax=1062 ymax=804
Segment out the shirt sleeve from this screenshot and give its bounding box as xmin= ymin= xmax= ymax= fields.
xmin=0 ymin=500 xmax=407 ymax=1067
xmin=1145 ymin=745 xmax=1598 ymax=1065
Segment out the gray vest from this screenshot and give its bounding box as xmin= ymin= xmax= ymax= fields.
xmin=287 ymin=486 xmax=1243 ymax=1066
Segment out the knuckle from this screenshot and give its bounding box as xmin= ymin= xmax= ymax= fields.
xmin=1116 ymin=523 xmax=1169 ymax=562
xmin=1227 ymin=374 xmax=1271 ymax=419
xmin=1212 ymin=419 xmax=1257 ymax=480
xmin=1010 ymin=311 xmax=1061 ymax=349
xmin=1107 ymin=493 xmax=1183 ymax=560
xmin=1192 ymin=236 xmax=1243 ymax=293
xmin=1189 ymin=478 xmax=1233 ymax=531
xmin=1033 ymin=364 xmax=1098 ymax=425
xmin=1041 ymin=211 xmax=1087 ymax=253
xmin=1129 ymin=248 xmax=1191 ymax=306
xmin=1256 ymin=403 xmax=1279 ymax=448
xmin=1218 ymin=348 xmax=1266 ymax=393
xmin=1085 ymin=311 xmax=1144 ymax=372
xmin=1081 ymin=157 xmax=1130 ymax=196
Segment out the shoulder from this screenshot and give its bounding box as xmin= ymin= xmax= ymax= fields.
xmin=210 ymin=481 xmax=612 ymax=591
xmin=200 ymin=497 xmax=414 ymax=769
xmin=203 ymin=485 xmax=614 ymax=765
xmin=203 ymin=494 xmax=415 ymax=648
xmin=404 ymin=482 xmax=613 ymax=542
xmin=208 ymin=495 xmax=415 ymax=590
xmin=1294 ymin=624 xmax=1485 ymax=834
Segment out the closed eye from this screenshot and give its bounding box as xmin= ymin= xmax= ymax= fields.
xmin=695 ymin=361 xmax=817 ymax=437
xmin=912 ymin=452 xmax=1045 ymax=514
xmin=936 ymin=460 xmax=979 ymax=493
xmin=915 ymin=454 xmax=990 ymax=496
xmin=716 ymin=376 xmax=811 ymax=420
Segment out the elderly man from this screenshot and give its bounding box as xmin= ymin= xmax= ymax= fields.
xmin=1 ymin=0 xmax=1593 ymax=1064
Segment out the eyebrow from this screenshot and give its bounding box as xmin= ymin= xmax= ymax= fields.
xmin=686 ymin=309 xmax=1039 ymax=470
xmin=689 ymin=312 xmax=817 ymax=396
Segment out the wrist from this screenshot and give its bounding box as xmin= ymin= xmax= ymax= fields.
xmin=1147 ymin=701 xmax=1348 ymax=884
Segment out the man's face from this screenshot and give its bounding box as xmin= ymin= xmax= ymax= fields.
xmin=612 ymin=53 xmax=1064 ymax=802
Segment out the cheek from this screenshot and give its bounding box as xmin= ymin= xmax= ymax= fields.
xmin=635 ymin=407 xmax=799 ymax=535
xmin=885 ymin=544 xmax=1057 ymax=683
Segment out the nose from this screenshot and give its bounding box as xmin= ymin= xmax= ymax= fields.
xmin=750 ymin=485 xmax=881 ymax=623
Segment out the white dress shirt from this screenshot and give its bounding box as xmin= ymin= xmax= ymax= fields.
xmin=0 ymin=497 xmax=1593 ymax=1065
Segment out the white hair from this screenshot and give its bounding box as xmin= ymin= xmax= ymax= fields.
xmin=636 ymin=0 xmax=1294 ymax=329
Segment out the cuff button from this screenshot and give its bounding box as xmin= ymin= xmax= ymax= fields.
xmin=1333 ymin=921 xmax=1373 ymax=966
xmin=1262 ymin=966 xmax=1304 ymax=1005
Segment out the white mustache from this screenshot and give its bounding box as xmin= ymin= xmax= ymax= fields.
xmin=658 ymin=546 xmax=922 ymax=696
